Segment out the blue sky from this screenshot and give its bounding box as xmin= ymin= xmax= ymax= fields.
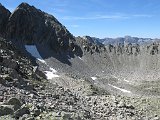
xmin=1 ymin=0 xmax=160 ymax=38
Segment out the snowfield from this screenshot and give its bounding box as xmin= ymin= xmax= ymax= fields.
xmin=25 ymin=45 xmax=46 ymax=64
xmin=25 ymin=45 xmax=59 ymax=79
xmin=25 ymin=45 xmax=43 ymax=59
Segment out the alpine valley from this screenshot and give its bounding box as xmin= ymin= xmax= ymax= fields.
xmin=0 ymin=2 xmax=160 ymax=120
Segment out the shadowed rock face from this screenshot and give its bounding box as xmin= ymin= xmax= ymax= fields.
xmin=0 ymin=3 xmax=82 ymax=56
xmin=0 ymin=3 xmax=11 ymax=37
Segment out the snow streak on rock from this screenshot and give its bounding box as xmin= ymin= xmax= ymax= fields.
xmin=91 ymin=77 xmax=97 ymax=80
xmin=78 ymin=56 xmax=83 ymax=60
xmin=108 ymin=84 xmax=131 ymax=93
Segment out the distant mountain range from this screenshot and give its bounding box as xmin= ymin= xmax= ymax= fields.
xmin=1 ymin=2 xmax=160 ymax=119
xmin=89 ymin=36 xmax=160 ymax=45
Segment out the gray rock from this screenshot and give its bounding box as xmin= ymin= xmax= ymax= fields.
xmin=3 ymin=59 xmax=19 ymax=70
xmin=33 ymin=109 xmax=41 ymax=116
xmin=117 ymin=101 xmax=126 ymax=108
xmin=153 ymin=115 xmax=159 ymax=120
xmin=7 ymin=97 xmax=22 ymax=110
xmin=14 ymin=107 xmax=30 ymax=118
xmin=19 ymin=114 xmax=30 ymax=120
xmin=62 ymin=112 xmax=72 ymax=120
xmin=0 ymin=78 xmax=6 ymax=85
xmin=0 ymin=105 xmax=14 ymax=116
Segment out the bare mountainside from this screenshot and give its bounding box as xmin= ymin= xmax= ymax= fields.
xmin=0 ymin=2 xmax=160 ymax=120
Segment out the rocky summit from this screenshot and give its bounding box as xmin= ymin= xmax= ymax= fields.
xmin=0 ymin=2 xmax=160 ymax=120
xmin=1 ymin=2 xmax=82 ymax=57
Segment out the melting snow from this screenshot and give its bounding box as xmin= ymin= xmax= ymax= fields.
xmin=44 ymin=71 xmax=59 ymax=79
xmin=25 ymin=45 xmax=42 ymax=59
xmin=91 ymin=77 xmax=97 ymax=80
xmin=49 ymin=67 xmax=57 ymax=73
xmin=37 ymin=58 xmax=46 ymax=64
xmin=78 ymin=57 xmax=83 ymax=60
xmin=108 ymin=84 xmax=131 ymax=93
xmin=25 ymin=45 xmax=46 ymax=64
xmin=25 ymin=45 xmax=59 ymax=79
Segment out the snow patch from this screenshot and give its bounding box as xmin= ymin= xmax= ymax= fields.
xmin=44 ymin=71 xmax=59 ymax=79
xmin=25 ymin=45 xmax=42 ymax=59
xmin=37 ymin=58 xmax=46 ymax=64
xmin=45 ymin=67 xmax=59 ymax=79
xmin=108 ymin=84 xmax=131 ymax=93
xmin=25 ymin=45 xmax=59 ymax=79
xmin=25 ymin=45 xmax=46 ymax=64
xmin=123 ymin=78 xmax=130 ymax=83
xmin=49 ymin=67 xmax=57 ymax=73
xmin=91 ymin=77 xmax=97 ymax=80
xmin=78 ymin=56 xmax=83 ymax=60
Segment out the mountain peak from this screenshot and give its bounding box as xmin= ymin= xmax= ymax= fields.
xmin=0 ymin=3 xmax=10 ymax=12
xmin=18 ymin=2 xmax=32 ymax=8
xmin=0 ymin=3 xmax=82 ymax=57
xmin=15 ymin=2 xmax=38 ymax=13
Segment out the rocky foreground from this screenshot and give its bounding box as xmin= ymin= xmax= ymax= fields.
xmin=0 ymin=37 xmax=159 ymax=120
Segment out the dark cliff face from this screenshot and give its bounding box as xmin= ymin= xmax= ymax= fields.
xmin=7 ymin=3 xmax=73 ymax=50
xmin=0 ymin=3 xmax=82 ymax=56
xmin=0 ymin=3 xmax=11 ymax=37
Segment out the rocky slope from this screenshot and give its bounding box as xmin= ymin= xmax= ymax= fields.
xmin=0 ymin=2 xmax=160 ymax=120
xmin=0 ymin=38 xmax=158 ymax=120
xmin=0 ymin=36 xmax=157 ymax=120
xmin=0 ymin=37 xmax=48 ymax=117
